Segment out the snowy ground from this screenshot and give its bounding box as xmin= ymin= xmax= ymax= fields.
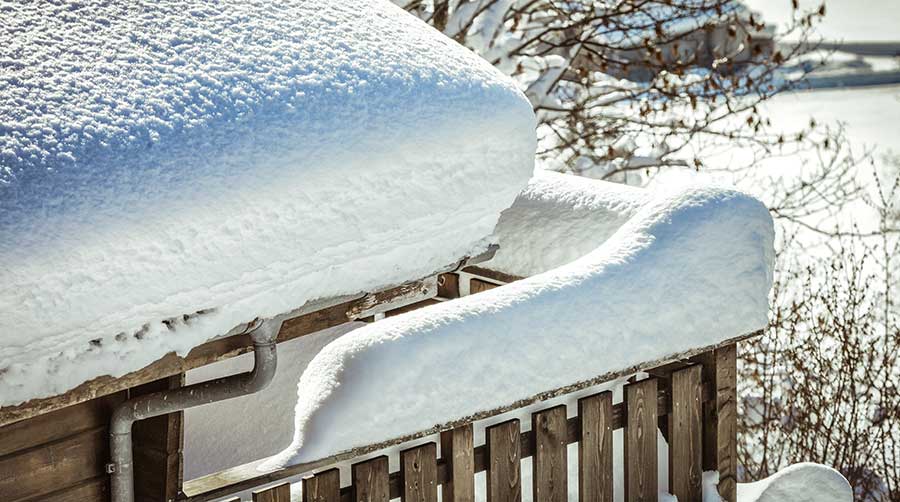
xmin=743 ymin=0 xmax=900 ymax=42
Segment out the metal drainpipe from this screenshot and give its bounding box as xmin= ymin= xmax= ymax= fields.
xmin=108 ymin=318 xmax=282 ymax=502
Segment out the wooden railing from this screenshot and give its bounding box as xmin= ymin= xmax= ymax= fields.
xmin=190 ymin=343 xmax=739 ymax=502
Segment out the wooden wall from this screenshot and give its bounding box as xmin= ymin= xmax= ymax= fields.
xmin=0 ymin=376 xmax=183 ymax=502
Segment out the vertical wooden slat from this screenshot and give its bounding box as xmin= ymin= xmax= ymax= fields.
xmin=353 ymin=456 xmax=390 ymax=502
xmin=690 ymin=350 xmax=718 ymax=472
xmin=440 ymin=425 xmax=475 ymax=502
xmin=669 ymin=365 xmax=703 ymax=502
xmin=532 ymin=406 xmax=567 ymax=502
xmin=578 ymin=392 xmax=613 ymax=502
xmin=716 ymin=345 xmax=737 ymax=501
xmin=624 ymin=378 xmax=658 ymax=502
xmin=303 ymin=469 xmax=341 ymax=502
xmin=401 ymin=443 xmax=438 ymax=502
xmin=486 ymin=419 xmax=521 ymax=502
xmin=252 ymin=482 xmax=291 ymax=502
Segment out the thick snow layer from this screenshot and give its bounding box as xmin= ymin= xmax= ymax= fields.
xmin=263 ymin=180 xmax=774 ymax=467
xmin=488 ymin=171 xmax=649 ymax=277
xmin=0 ymin=0 xmax=536 ymax=406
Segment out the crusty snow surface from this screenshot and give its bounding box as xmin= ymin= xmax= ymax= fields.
xmin=263 ymin=176 xmax=775 ymax=467
xmin=0 ymin=0 xmax=536 ymax=406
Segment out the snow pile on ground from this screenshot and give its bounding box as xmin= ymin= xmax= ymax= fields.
xmin=263 ymin=178 xmax=775 ymax=467
xmin=725 ymin=463 xmax=851 ymax=502
xmin=0 ymin=0 xmax=535 ymax=406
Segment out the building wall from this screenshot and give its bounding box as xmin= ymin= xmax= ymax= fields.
xmin=0 ymin=377 xmax=182 ymax=502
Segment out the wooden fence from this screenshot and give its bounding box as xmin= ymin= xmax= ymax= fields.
xmin=239 ymin=345 xmax=736 ymax=502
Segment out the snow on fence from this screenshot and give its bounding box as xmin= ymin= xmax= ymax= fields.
xmin=187 ymin=342 xmax=738 ymax=502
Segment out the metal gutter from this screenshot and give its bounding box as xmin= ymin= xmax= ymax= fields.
xmin=108 ymin=318 xmax=282 ymax=502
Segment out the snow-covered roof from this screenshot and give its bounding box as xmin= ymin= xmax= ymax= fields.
xmin=0 ymin=1 xmax=535 ymax=406
xmin=264 ymin=175 xmax=775 ymax=467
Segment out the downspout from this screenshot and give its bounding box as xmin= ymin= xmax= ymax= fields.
xmin=108 ymin=318 xmax=282 ymax=502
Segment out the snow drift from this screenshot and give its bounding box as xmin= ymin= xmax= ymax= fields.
xmin=734 ymin=463 xmax=853 ymax=502
xmin=0 ymin=0 xmax=536 ymax=406
xmin=264 ymin=177 xmax=775 ymax=467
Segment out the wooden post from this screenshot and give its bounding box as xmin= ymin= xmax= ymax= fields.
xmin=691 ymin=344 xmax=738 ymax=502
xmin=252 ymin=483 xmax=291 ymax=502
xmin=401 ymin=443 xmax=438 ymax=502
xmin=669 ymin=365 xmax=702 ymax=502
xmin=303 ymin=469 xmax=341 ymax=502
xmin=352 ymin=456 xmax=390 ymax=502
xmin=486 ymin=419 xmax=521 ymax=502
xmin=578 ymin=392 xmax=614 ymax=502
xmin=440 ymin=424 xmax=475 ymax=502
xmin=532 ymin=406 xmax=567 ymax=502
xmin=715 ymin=345 xmax=737 ymax=501
xmin=624 ymin=378 xmax=658 ymax=502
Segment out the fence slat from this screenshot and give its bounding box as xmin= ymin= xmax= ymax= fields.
xmin=401 ymin=443 xmax=438 ymax=502
xmin=715 ymin=345 xmax=737 ymax=501
xmin=578 ymin=392 xmax=613 ymax=502
xmin=486 ymin=419 xmax=521 ymax=502
xmin=669 ymin=365 xmax=702 ymax=502
xmin=441 ymin=424 xmax=475 ymax=502
xmin=253 ymin=482 xmax=291 ymax=502
xmin=624 ymin=378 xmax=658 ymax=502
xmin=303 ymin=469 xmax=341 ymax=502
xmin=532 ymin=406 xmax=567 ymax=502
xmin=353 ymin=456 xmax=389 ymax=502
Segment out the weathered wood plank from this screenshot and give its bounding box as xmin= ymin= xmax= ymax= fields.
xmin=578 ymin=392 xmax=613 ymax=502
xmin=689 ymin=350 xmax=718 ymax=472
xmin=470 ymin=279 xmax=500 ymax=295
xmin=348 ymin=278 xmax=438 ymax=319
xmin=0 ymin=426 xmax=108 ymax=501
xmin=440 ymin=424 xmax=475 ymax=502
xmin=715 ymin=345 xmax=737 ymax=502
xmin=252 ymin=482 xmax=292 ymax=502
xmin=461 ymin=266 xmax=523 ymax=285
xmin=624 ymin=378 xmax=658 ymax=502
xmin=36 ymin=476 xmax=109 ymax=502
xmin=303 ymin=469 xmax=341 ymax=502
xmin=353 ymin=456 xmax=389 ymax=502
xmin=401 ymin=443 xmax=438 ymax=502
xmin=532 ymin=406 xmax=567 ymax=502
xmin=0 ymin=391 xmax=124 ymax=457
xmin=437 ymin=273 xmax=460 ymax=299
xmin=386 ymin=299 xmax=441 ymax=317
xmin=486 ymin=419 xmax=521 ymax=502
xmin=669 ymin=365 xmax=702 ymax=502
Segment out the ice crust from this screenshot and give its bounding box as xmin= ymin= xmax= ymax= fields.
xmin=0 ymin=0 xmax=536 ymax=405
xmin=264 ymin=177 xmax=775 ymax=467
